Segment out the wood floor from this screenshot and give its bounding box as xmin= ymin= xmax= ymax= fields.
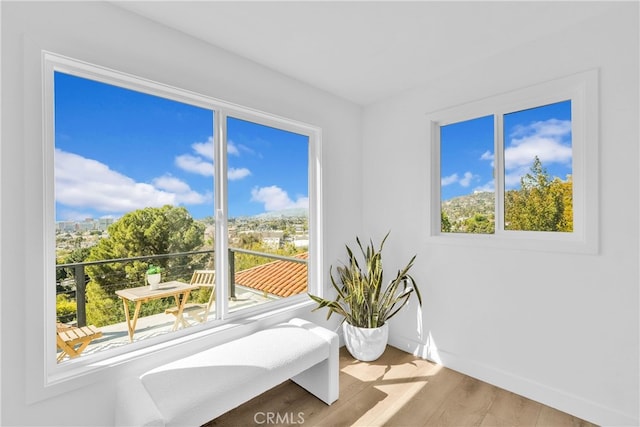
xmin=203 ymin=345 xmax=597 ymax=427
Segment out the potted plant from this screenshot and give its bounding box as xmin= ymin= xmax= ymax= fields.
xmin=146 ymin=264 xmax=163 ymax=290
xmin=309 ymin=232 xmax=421 ymax=361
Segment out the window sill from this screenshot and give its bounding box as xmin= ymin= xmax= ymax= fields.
xmin=428 ymin=231 xmax=598 ymax=255
xmin=34 ymin=298 xmax=315 ymax=403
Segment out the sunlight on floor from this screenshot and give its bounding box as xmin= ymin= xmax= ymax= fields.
xmin=343 ymin=352 xmax=445 ymax=426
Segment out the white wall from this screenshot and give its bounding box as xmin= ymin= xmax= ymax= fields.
xmin=0 ymin=2 xmax=359 ymax=425
xmin=363 ymin=4 xmax=639 ymax=426
xmin=3 ymin=2 xmax=638 ymax=426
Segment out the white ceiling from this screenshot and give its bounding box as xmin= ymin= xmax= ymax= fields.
xmin=113 ymin=1 xmax=615 ymax=106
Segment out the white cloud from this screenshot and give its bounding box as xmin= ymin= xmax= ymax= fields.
xmin=477 ymin=119 xmax=571 ymax=187
xmin=505 ymin=137 xmax=572 ymax=169
xmin=55 ymin=149 xmax=210 ymax=215
xmin=504 ymin=165 xmax=533 ymax=188
xmin=441 ymin=171 xmax=474 ymax=187
xmin=228 ymin=167 xmax=251 ymax=180
xmin=153 ymin=175 xmax=191 ymax=193
xmin=459 ymin=171 xmax=473 ymax=187
xmin=190 ymin=137 xmax=241 ymax=159
xmin=441 ymin=173 xmax=459 ymax=186
xmin=250 ymin=185 xmax=308 ymax=211
xmin=227 ymin=140 xmax=240 ymax=156
xmin=236 ymin=143 xmax=256 ymax=156
xmin=480 ymin=150 xmax=494 ymax=161
xmin=56 ymin=149 xmax=175 ymax=212
xmin=505 ymin=119 xmax=571 ymax=170
xmin=153 ymin=175 xmax=211 ymax=204
xmin=176 ymin=137 xmax=251 ymax=179
xmin=510 ymin=118 xmax=571 ymax=139
xmin=175 ymin=154 xmax=214 ymax=176
xmin=473 ymin=181 xmax=495 ymax=193
xmin=192 ymin=137 xmax=214 ymax=160
xmin=178 ymin=137 xmax=214 ymax=176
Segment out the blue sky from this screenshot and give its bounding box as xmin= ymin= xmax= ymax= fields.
xmin=440 ymin=100 xmax=572 ymax=201
xmin=54 ymin=72 xmax=308 ymax=221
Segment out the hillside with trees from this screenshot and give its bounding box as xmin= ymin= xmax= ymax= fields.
xmin=441 ymin=191 xmax=495 ymax=233
xmin=441 ymin=157 xmax=572 ymax=234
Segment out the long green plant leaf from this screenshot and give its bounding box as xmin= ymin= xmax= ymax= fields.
xmin=309 ymin=231 xmax=422 ymax=328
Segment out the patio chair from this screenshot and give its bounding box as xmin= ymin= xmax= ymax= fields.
xmin=56 ymin=323 xmax=103 ymax=362
xmin=165 ymin=270 xmax=215 ymax=326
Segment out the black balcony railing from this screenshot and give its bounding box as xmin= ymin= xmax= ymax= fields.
xmin=56 ymin=248 xmax=307 ymax=327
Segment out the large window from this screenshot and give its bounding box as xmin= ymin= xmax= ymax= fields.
xmin=45 ymin=53 xmax=320 ymax=366
xmin=429 ymin=70 xmax=598 ymax=252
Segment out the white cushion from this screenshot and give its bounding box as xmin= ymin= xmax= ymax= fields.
xmin=140 ymin=322 xmax=330 ymax=426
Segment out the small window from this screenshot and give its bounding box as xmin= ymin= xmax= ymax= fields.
xmin=430 ymin=70 xmax=598 ymax=253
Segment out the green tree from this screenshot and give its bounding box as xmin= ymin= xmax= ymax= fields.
xmin=56 ymin=247 xmax=92 ymax=318
xmin=73 ymin=235 xmax=84 ymax=249
xmin=57 ymin=247 xmax=91 ymax=282
xmin=553 ymin=175 xmax=573 ymax=231
xmin=465 ymin=213 xmax=495 ymax=234
xmin=237 ymin=232 xmax=262 ymax=247
xmin=84 ymin=205 xmax=205 ymax=326
xmin=85 ymin=281 xmax=123 ymax=326
xmin=441 ymin=210 xmax=452 ymax=232
xmin=505 ymin=157 xmax=572 ymax=232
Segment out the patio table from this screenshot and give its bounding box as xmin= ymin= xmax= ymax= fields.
xmin=116 ymin=281 xmax=200 ymax=342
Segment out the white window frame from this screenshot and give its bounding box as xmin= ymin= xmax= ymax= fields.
xmin=42 ymin=52 xmax=323 ymax=384
xmin=428 ymin=69 xmax=599 ymax=253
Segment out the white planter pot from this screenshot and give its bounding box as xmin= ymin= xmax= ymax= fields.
xmin=147 ymin=273 xmax=161 ymax=290
xmin=342 ymin=322 xmax=389 ymax=362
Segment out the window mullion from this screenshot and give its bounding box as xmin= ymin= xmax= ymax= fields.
xmin=214 ymin=110 xmax=229 ymax=319
xmin=495 ymin=113 xmax=505 ymax=234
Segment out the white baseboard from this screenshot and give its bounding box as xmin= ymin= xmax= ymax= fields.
xmin=388 ymin=335 xmax=638 ymax=427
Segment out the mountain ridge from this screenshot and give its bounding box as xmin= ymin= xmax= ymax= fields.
xmin=442 ymin=191 xmax=494 ymax=221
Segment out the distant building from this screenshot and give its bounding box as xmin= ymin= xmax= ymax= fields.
xmin=56 ymin=217 xmax=115 ymax=233
xmin=293 ymin=237 xmax=309 ymax=248
xmin=261 ymin=231 xmax=284 ymax=248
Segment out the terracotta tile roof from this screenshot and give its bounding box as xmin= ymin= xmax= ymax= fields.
xmin=234 ymin=252 xmax=308 ymax=298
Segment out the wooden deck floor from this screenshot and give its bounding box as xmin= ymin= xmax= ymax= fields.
xmin=203 ymin=345 xmax=597 ymax=427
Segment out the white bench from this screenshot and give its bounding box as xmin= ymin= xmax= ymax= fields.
xmin=115 ymin=318 xmax=339 ymax=427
